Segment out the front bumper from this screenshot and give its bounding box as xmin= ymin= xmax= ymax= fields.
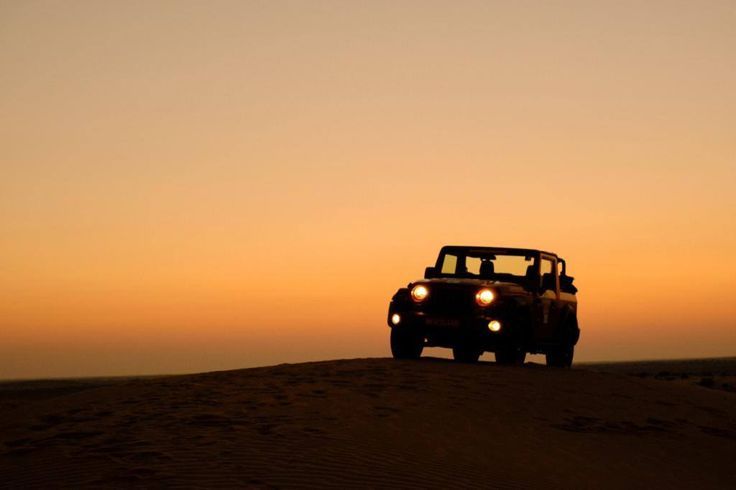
xmin=387 ymin=309 xmax=511 ymax=349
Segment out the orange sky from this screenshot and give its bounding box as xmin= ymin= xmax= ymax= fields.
xmin=1 ymin=1 xmax=735 ymax=379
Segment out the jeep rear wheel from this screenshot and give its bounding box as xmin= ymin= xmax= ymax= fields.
xmin=390 ymin=328 xmax=423 ymax=360
xmin=546 ymin=345 xmax=574 ymax=367
xmin=495 ymin=347 xmax=526 ymax=365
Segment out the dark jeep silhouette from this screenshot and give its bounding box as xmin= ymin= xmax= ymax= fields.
xmin=387 ymin=246 xmax=580 ymax=366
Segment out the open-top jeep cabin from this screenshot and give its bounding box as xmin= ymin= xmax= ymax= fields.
xmin=387 ymin=246 xmax=580 ymax=366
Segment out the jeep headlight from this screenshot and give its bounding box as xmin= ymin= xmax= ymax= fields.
xmin=475 ymin=288 xmax=495 ymax=306
xmin=410 ymin=284 xmax=429 ymax=302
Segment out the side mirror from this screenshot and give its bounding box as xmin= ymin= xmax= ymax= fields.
xmin=424 ymin=266 xmax=437 ymax=279
xmin=560 ymin=275 xmax=578 ymax=294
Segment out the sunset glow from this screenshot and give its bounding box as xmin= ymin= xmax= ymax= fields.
xmin=1 ymin=1 xmax=735 ymax=378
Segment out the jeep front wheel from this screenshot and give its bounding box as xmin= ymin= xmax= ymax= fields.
xmin=390 ymin=328 xmax=423 ymax=360
xmin=495 ymin=347 xmax=526 ymax=365
xmin=452 ymin=345 xmax=482 ymax=363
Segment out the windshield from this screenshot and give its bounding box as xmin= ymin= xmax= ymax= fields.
xmin=437 ymin=249 xmax=536 ymax=280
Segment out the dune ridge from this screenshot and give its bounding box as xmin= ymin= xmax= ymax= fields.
xmin=1 ymin=358 xmax=735 ymax=488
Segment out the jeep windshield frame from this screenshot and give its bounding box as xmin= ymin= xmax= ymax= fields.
xmin=431 ymin=246 xmax=547 ymax=287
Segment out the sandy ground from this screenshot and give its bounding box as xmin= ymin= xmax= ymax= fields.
xmin=583 ymin=357 xmax=736 ymax=393
xmin=1 ymin=358 xmax=735 ymax=489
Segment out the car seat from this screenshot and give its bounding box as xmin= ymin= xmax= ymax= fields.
xmin=479 ymin=260 xmax=495 ymax=278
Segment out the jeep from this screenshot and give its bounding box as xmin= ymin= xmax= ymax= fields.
xmin=387 ymin=246 xmax=580 ymax=366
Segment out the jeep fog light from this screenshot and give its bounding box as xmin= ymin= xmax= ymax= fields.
xmin=391 ymin=313 xmax=401 ymax=325
xmin=475 ymin=288 xmax=495 ymax=306
xmin=488 ymin=320 xmax=502 ymax=332
xmin=411 ymin=285 xmax=429 ymax=302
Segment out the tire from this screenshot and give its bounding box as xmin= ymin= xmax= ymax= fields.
xmin=495 ymin=347 xmax=526 ymax=365
xmin=546 ymin=345 xmax=574 ymax=367
xmin=390 ymin=328 xmax=424 ymax=360
xmin=546 ymin=316 xmax=578 ymax=367
xmin=452 ymin=345 xmax=481 ymax=363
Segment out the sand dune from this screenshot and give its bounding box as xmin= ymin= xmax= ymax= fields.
xmin=1 ymin=358 xmax=735 ymax=488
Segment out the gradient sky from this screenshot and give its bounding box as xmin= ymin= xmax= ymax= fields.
xmin=2 ymin=1 xmax=735 ymax=379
